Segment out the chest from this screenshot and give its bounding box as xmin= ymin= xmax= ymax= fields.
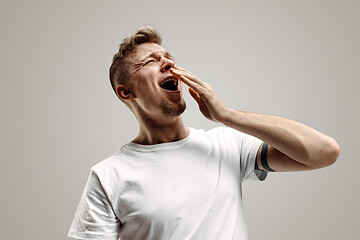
xmin=115 ymin=147 xmax=242 ymax=224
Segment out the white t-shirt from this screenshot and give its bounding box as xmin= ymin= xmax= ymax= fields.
xmin=68 ymin=126 xmax=267 ymax=240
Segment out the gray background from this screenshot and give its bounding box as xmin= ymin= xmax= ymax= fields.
xmin=1 ymin=0 xmax=359 ymax=239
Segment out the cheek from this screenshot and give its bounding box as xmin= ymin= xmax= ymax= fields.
xmin=141 ymin=75 xmax=160 ymax=91
xmin=138 ymin=81 xmax=158 ymax=94
xmin=135 ymin=80 xmax=160 ymax=102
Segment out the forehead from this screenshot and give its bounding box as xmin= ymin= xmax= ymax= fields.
xmin=128 ymin=43 xmax=167 ymax=63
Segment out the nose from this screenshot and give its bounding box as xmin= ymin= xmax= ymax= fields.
xmin=161 ymin=57 xmax=175 ymax=72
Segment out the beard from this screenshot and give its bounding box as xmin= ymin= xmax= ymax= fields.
xmin=160 ymin=98 xmax=186 ymax=117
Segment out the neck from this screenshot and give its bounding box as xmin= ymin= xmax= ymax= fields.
xmin=132 ymin=116 xmax=189 ymax=145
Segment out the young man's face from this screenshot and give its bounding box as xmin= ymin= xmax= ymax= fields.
xmin=126 ymin=42 xmax=186 ymax=119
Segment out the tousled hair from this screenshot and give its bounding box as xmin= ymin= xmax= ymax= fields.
xmin=109 ymin=26 xmax=162 ymax=99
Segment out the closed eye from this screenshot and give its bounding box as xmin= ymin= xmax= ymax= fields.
xmin=144 ymin=59 xmax=155 ymax=65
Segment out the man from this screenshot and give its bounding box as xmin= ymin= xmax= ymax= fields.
xmin=68 ymin=26 xmax=340 ymax=240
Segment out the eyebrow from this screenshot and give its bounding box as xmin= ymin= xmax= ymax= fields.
xmin=140 ymin=50 xmax=175 ymax=63
xmin=132 ymin=50 xmax=175 ymax=73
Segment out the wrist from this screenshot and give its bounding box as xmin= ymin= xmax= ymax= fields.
xmin=220 ymin=107 xmax=236 ymax=125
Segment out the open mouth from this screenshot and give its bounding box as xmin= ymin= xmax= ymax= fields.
xmin=159 ymin=78 xmax=179 ymax=91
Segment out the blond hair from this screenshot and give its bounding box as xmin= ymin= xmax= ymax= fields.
xmin=109 ymin=26 xmax=162 ymax=96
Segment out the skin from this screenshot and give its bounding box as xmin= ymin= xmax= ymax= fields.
xmin=117 ymin=42 xmax=340 ymax=172
xmin=116 ymin=43 xmax=188 ymax=145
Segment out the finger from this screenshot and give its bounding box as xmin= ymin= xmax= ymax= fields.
xmin=171 ymin=68 xmax=207 ymax=87
xmin=174 ymin=65 xmax=187 ymax=71
xmin=179 ymin=75 xmax=202 ymax=92
xmin=189 ymin=87 xmax=201 ymax=104
xmin=172 ymin=64 xmax=185 ymax=70
xmin=182 ymin=76 xmax=212 ymax=103
xmin=170 ymin=67 xmax=187 ymax=75
xmin=190 ymin=87 xmax=214 ymax=121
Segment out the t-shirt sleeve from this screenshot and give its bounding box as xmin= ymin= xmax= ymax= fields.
xmin=223 ymin=127 xmax=268 ymax=182
xmin=68 ymin=171 xmax=120 ymax=240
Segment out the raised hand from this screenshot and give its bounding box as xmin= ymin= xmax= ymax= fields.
xmin=170 ymin=66 xmax=230 ymax=123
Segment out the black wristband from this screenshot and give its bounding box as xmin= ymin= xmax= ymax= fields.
xmin=261 ymin=142 xmax=275 ymax=172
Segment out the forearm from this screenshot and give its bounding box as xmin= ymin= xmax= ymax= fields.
xmin=222 ymin=108 xmax=340 ymax=168
xmin=170 ymin=66 xmax=340 ymax=168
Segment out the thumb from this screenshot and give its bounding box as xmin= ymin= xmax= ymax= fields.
xmin=189 ymin=87 xmax=201 ymax=105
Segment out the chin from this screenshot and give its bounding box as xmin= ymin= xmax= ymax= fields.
xmin=160 ymin=98 xmax=186 ymax=117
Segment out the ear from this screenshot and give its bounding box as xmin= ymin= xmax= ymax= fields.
xmin=116 ymin=85 xmax=136 ymax=100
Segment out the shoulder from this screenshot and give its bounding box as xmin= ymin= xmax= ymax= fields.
xmin=204 ymin=126 xmax=247 ymax=140
xmin=86 ymin=147 xmax=145 ymax=197
xmin=90 ymin=146 xmax=136 ymax=180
